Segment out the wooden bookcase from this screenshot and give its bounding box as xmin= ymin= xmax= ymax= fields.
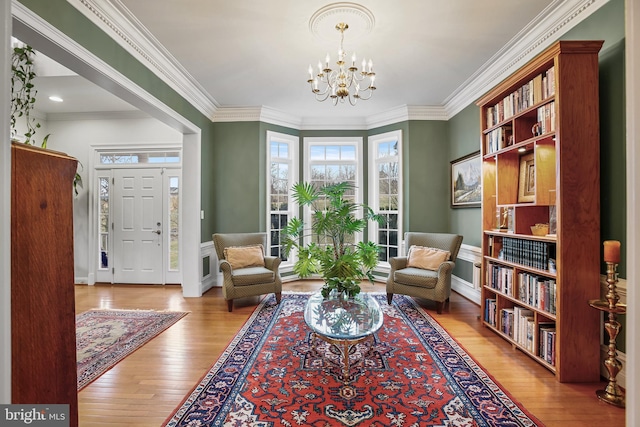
xmin=11 ymin=143 xmax=78 ymax=426
xmin=476 ymin=40 xmax=603 ymax=382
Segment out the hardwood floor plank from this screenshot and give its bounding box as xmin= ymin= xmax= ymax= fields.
xmin=75 ymin=282 xmax=625 ymax=426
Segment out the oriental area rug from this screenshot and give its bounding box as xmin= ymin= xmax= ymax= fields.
xmin=76 ymin=308 xmax=188 ymax=390
xmin=164 ymin=293 xmax=541 ymax=427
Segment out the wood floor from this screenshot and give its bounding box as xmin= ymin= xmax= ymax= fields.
xmin=74 ymin=281 xmax=625 ymax=427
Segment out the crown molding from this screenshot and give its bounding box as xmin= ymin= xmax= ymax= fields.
xmin=444 ymin=0 xmax=610 ymax=118
xmin=68 ymin=0 xmax=218 ymax=119
xmin=63 ymin=0 xmax=608 ymax=128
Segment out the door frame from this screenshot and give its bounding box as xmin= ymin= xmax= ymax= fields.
xmin=90 ymin=144 xmax=183 ymax=285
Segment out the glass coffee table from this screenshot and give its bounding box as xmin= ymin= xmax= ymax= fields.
xmin=303 ymin=291 xmax=383 ymax=382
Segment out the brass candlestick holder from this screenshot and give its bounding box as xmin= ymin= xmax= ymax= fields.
xmin=589 ymin=261 xmax=626 ymax=408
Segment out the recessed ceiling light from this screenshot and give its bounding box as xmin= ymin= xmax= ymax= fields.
xmin=518 ymin=147 xmax=526 ymax=152
xmin=49 ymin=96 xmax=63 ymax=102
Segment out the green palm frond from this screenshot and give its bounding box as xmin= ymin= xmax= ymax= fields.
xmin=284 ymin=180 xmax=381 ymax=297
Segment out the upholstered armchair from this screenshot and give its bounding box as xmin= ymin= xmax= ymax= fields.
xmin=386 ymin=232 xmax=463 ymax=313
xmin=213 ymin=233 xmax=282 ymax=312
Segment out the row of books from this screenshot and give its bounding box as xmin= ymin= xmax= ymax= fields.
xmin=485 ymin=125 xmax=513 ymax=154
xmin=535 ymin=101 xmax=556 ymax=135
xmin=518 ymin=272 xmax=557 ymax=315
xmin=507 ymin=306 xmax=536 ymax=352
xmin=486 ymin=66 xmax=556 ymax=127
xmin=487 ymin=263 xmax=515 ymax=297
xmin=502 ymin=237 xmax=555 ymax=271
xmin=539 ymin=323 xmax=557 ymax=366
xmin=484 ymin=298 xmax=498 ymax=327
xmin=486 ymin=262 xmax=557 ymax=315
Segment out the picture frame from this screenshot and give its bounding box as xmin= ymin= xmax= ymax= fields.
xmin=518 ymin=152 xmax=535 ymax=203
xmin=450 ymin=151 xmax=481 ymax=208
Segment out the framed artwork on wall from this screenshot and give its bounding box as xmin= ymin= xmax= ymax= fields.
xmin=518 ymin=152 xmax=535 ymax=203
xmin=450 ymin=151 xmax=481 ymax=208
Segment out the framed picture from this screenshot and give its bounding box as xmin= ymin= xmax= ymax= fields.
xmin=450 ymin=151 xmax=481 ymax=208
xmin=518 ymin=152 xmax=535 ymax=203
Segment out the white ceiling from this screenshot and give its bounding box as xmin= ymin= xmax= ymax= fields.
xmin=25 ymin=0 xmax=600 ymax=124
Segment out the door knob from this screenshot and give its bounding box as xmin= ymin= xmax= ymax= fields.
xmin=153 ymin=230 xmax=161 ymax=235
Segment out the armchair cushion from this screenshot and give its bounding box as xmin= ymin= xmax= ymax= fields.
xmin=231 ymin=266 xmax=275 ymax=286
xmin=224 ymin=244 xmax=265 ymax=269
xmin=393 ymin=267 xmax=439 ymax=288
xmin=406 ymin=245 xmax=450 ymax=271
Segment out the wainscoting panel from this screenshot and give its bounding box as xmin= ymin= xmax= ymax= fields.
xmin=452 ymin=244 xmax=482 ymax=305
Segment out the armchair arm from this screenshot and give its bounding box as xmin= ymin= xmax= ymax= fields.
xmin=264 ymin=256 xmax=282 ymax=272
xmin=219 ymin=259 xmax=233 ymax=274
xmin=388 ymin=257 xmax=408 ymax=273
xmin=437 ymin=260 xmax=455 ymax=277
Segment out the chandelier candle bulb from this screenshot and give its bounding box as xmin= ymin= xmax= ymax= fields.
xmin=603 ymin=240 xmax=621 ymax=263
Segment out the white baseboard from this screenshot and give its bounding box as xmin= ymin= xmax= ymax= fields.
xmin=452 ymin=275 xmax=481 ymax=305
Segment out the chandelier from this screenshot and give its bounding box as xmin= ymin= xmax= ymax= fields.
xmin=307 ymin=22 xmax=376 ymax=106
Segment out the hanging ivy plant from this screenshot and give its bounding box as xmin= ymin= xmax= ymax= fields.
xmin=11 ymin=43 xmax=82 ymax=194
xmin=10 ymin=44 xmax=48 ymax=146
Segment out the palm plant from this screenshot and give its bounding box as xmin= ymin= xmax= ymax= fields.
xmin=282 ymin=181 xmax=383 ymax=298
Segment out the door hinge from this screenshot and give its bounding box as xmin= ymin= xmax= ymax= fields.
xmin=111 ymin=222 xmax=114 ymax=230
xmin=112 ymin=267 xmax=114 ymax=274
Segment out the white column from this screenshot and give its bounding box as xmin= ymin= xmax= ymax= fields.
xmin=1 ymin=0 xmax=12 ymax=404
xmin=625 ymin=0 xmax=639 ymax=424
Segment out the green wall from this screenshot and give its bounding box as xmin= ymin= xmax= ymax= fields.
xmin=447 ymin=104 xmax=482 ymax=247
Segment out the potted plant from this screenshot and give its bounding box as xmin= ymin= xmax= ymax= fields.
xmin=282 ymin=181 xmax=383 ymax=298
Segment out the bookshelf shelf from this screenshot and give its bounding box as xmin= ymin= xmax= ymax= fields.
xmin=477 ymin=40 xmax=603 ymax=383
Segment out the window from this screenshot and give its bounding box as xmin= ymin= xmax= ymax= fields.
xmin=267 ymin=131 xmax=299 ymax=265
xmin=368 ymin=130 xmax=402 ymax=264
xmin=168 ymin=176 xmax=180 ymax=270
xmin=304 ymin=137 xmax=363 ymax=245
xmin=98 ymin=175 xmax=111 ymax=270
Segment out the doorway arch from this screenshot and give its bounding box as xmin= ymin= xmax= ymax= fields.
xmin=11 ymin=3 xmax=203 ymax=297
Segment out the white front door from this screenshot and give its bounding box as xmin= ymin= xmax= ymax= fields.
xmin=112 ymin=168 xmax=164 ymax=283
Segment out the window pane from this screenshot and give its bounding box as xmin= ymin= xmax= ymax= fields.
xmin=310 ymin=146 xmax=324 ymax=160
xmin=169 ymin=177 xmax=179 ymax=270
xmin=341 ymin=145 xmax=356 ymax=160
xmin=326 ymin=146 xmax=340 ymax=160
xmin=99 ymin=177 xmax=110 ymax=269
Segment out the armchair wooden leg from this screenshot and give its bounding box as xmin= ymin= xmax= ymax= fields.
xmin=387 ymin=293 xmax=393 ymax=305
xmin=227 ymin=299 xmax=233 ymax=312
xmin=436 ymin=301 xmax=444 ymax=314
xmin=275 ymin=292 xmax=282 ymax=304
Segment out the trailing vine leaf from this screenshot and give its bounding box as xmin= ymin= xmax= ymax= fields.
xmin=11 ymin=44 xmax=43 ymax=145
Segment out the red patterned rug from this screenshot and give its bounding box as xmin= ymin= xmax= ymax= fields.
xmin=164 ymin=293 xmax=541 ymax=426
xmin=76 ymin=309 xmax=188 ymax=390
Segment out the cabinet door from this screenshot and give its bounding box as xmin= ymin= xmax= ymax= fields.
xmin=11 ymin=143 xmax=78 ymax=427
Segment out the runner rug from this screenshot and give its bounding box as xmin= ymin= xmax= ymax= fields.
xmin=164 ymin=293 xmax=541 ymax=427
xmin=76 ymin=308 xmax=188 ymax=390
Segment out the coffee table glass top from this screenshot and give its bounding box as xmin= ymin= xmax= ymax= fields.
xmin=303 ymin=292 xmax=383 ymax=340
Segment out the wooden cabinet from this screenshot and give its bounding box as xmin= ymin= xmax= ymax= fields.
xmin=11 ymin=143 xmax=78 ymax=426
xmin=477 ymin=40 xmax=603 ymax=382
